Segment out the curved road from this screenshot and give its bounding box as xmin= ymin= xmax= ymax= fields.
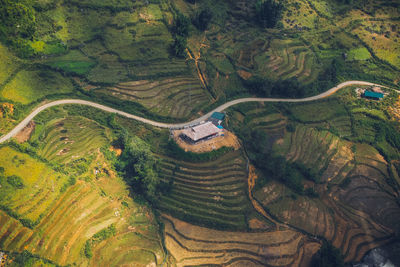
xmin=0 ymin=81 xmax=397 ymax=144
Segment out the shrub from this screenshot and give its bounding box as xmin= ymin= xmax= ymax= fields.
xmin=255 ymin=0 xmax=284 ymax=28
xmin=7 ymin=175 xmax=24 ymax=189
xmin=192 ymin=8 xmax=212 ymax=31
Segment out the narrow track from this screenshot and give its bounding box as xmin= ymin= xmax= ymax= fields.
xmin=0 ymin=81 xmax=397 ymax=143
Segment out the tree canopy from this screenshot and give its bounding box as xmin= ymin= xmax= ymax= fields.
xmin=255 ymin=0 xmax=284 ymax=28
xmin=0 ymin=0 xmax=36 ymax=40
xmin=116 ymin=132 xmax=160 ymax=199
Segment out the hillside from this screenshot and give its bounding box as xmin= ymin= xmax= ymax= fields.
xmin=0 ymin=0 xmax=400 ymax=266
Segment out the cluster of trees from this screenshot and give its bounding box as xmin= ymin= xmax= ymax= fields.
xmin=171 ymin=12 xmax=190 ymax=57
xmin=0 ymin=0 xmax=36 ymax=57
xmin=115 ymin=131 xmax=160 ymax=200
xmin=255 ymin=0 xmax=284 ymax=28
xmin=243 ymin=76 xmax=306 ymax=98
xmin=311 ymin=241 xmax=345 ymax=267
xmin=192 ymin=8 xmax=212 ymax=31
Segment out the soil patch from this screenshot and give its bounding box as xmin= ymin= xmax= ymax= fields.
xmin=14 ymin=121 xmax=35 ymax=143
xmin=172 ymin=129 xmax=240 ymax=153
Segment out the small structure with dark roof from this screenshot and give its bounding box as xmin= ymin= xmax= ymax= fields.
xmin=363 ymin=90 xmax=384 ymax=100
xmin=208 ymin=112 xmax=225 ymax=126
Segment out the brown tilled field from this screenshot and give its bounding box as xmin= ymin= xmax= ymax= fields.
xmin=162 ymin=214 xmax=320 ymax=267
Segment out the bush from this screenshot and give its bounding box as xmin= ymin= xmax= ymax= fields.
xmin=171 ymin=35 xmax=187 ymax=57
xmin=255 ymin=0 xmax=284 ymax=28
xmin=84 ymin=240 xmax=92 ymax=258
xmin=311 ymin=241 xmax=344 ymax=267
xmin=7 ymin=175 xmax=24 ymax=189
xmin=192 ymin=8 xmax=212 ymax=31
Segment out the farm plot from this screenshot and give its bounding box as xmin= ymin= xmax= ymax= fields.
xmin=100 ymin=75 xmax=212 ymax=119
xmin=32 ymin=116 xmax=109 ymax=164
xmin=0 ymin=140 xmax=166 ymax=266
xmin=0 ymin=146 xmax=70 ymax=225
xmin=156 ymin=150 xmax=252 ymax=230
xmin=255 ymin=179 xmax=394 ymax=263
xmin=162 ymin=214 xmax=320 ymax=267
xmin=256 ymin=39 xmax=319 ymax=84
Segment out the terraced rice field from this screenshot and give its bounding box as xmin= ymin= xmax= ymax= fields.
xmin=100 ymin=75 xmax=212 ymax=119
xmin=255 ymin=180 xmax=393 ymax=262
xmin=0 ymin=178 xmax=165 ymax=266
xmin=156 ymin=150 xmax=251 ymax=230
xmin=0 ymin=147 xmax=70 ymax=224
xmin=275 ymin=125 xmax=349 ymax=176
xmin=162 ymin=214 xmax=320 ymax=267
xmin=259 ymin=39 xmax=318 ymax=84
xmin=33 ymin=116 xmax=109 ymax=164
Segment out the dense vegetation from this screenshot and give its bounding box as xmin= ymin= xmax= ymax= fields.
xmin=114 ymin=132 xmax=160 ymax=200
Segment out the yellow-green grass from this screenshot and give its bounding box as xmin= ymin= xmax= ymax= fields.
xmin=33 ymin=116 xmax=109 ymax=164
xmin=348 ymin=47 xmax=371 ymax=61
xmin=352 ymin=18 xmax=400 ymax=68
xmin=1 ymin=70 xmax=74 ymax=104
xmin=0 ymin=44 xmax=21 ymax=86
xmin=0 ymin=146 xmax=69 ymax=224
xmin=0 ymin=149 xmax=165 ymax=266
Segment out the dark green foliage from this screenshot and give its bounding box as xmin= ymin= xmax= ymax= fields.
xmin=170 ymin=12 xmax=190 ymax=57
xmin=243 ymin=76 xmax=306 ymax=98
xmin=192 ymin=8 xmax=212 ymax=31
xmin=7 ymin=175 xmax=24 ymax=189
xmin=305 ymin=187 xmax=319 ymax=198
xmin=84 ymin=240 xmax=92 ymax=258
xmin=171 ymin=35 xmax=187 ymax=57
xmin=311 ymin=241 xmax=345 ymax=267
xmin=255 ymin=0 xmax=284 ymax=28
xmin=60 ymin=176 xmax=76 ymax=192
xmin=115 ymin=132 xmax=159 ymax=199
xmin=173 ymin=12 xmax=190 ymax=37
xmin=92 ymin=224 xmax=116 ymax=243
xmin=0 ymin=0 xmax=36 ymax=40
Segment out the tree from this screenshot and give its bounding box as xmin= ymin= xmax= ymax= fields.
xmin=173 ymin=12 xmax=190 ymax=37
xmin=255 ymin=0 xmax=284 ymax=28
xmin=311 ymin=241 xmax=345 ymax=267
xmin=0 ymin=0 xmax=36 ymax=40
xmin=116 ymin=134 xmax=160 ymax=199
xmin=192 ymin=8 xmax=212 ymax=31
xmin=171 ymin=35 xmax=187 ymax=57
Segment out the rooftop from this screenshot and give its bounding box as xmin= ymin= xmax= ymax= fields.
xmin=210 ymin=112 xmax=225 ymax=121
xmin=182 ymin=122 xmax=222 ymax=141
xmin=364 ymin=90 xmax=384 ymax=99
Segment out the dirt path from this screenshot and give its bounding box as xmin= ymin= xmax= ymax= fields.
xmin=0 ymin=81 xmax=397 ymax=144
xmin=247 ymin=165 xmax=285 ymax=229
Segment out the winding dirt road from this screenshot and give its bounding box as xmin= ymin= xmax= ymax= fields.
xmin=0 ymin=80 xmax=396 ymax=144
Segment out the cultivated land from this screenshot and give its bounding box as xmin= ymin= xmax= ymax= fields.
xmin=1 ymin=0 xmax=400 ymax=266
